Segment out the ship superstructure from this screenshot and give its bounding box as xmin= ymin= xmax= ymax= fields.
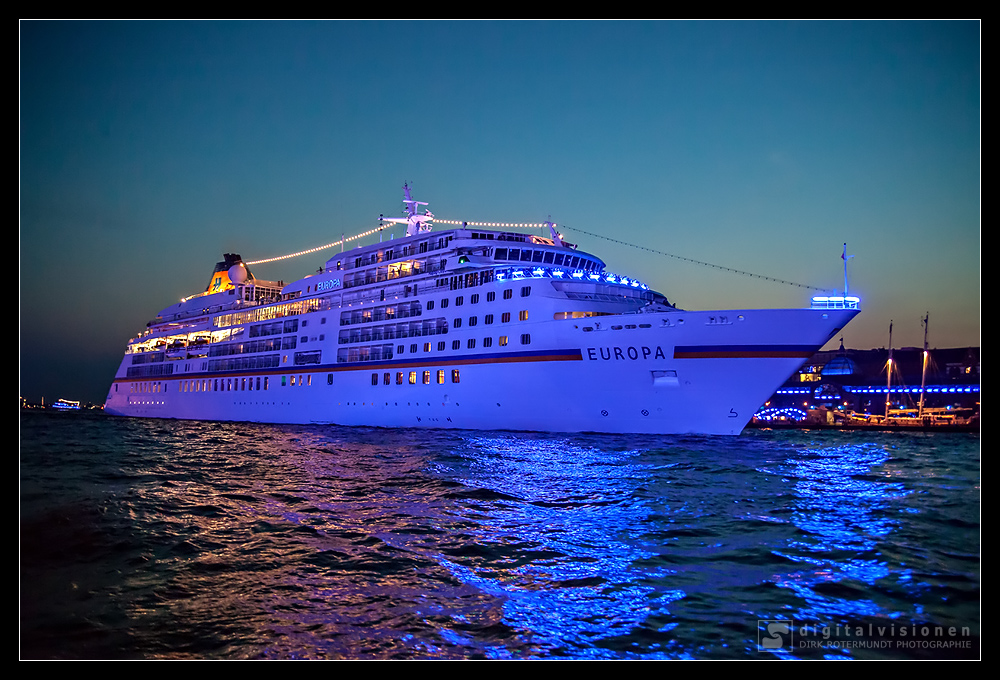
xmin=105 ymin=186 xmax=860 ymax=434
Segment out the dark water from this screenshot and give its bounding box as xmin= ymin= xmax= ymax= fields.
xmin=20 ymin=411 xmax=980 ymax=659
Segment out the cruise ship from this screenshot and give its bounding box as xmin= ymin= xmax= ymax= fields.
xmin=104 ymin=186 xmax=860 ymax=435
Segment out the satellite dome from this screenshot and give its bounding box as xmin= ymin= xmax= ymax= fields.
xmin=228 ymin=263 xmax=248 ymax=284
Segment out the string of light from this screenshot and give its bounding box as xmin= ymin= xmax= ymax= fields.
xmin=243 ymin=216 xmax=828 ymax=293
xmin=559 ymin=224 xmax=829 ymax=292
xmin=245 ymin=225 xmax=386 ymax=265
xmin=434 ymin=219 xmax=548 ymax=229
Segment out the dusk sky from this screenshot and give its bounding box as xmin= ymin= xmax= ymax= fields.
xmin=20 ymin=20 xmax=980 ymax=405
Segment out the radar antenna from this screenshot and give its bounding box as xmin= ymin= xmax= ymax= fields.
xmin=380 ymin=182 xmax=435 ymax=237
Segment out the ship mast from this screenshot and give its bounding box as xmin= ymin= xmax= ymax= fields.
xmin=885 ymin=321 xmax=893 ymax=421
xmin=380 ymin=183 xmax=435 ymax=237
xmin=918 ymin=313 xmax=929 ymax=418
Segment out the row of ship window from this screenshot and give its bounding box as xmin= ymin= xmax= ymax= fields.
xmin=492 ymin=247 xmax=599 ymax=272
xmin=426 ymin=285 xmax=528 ymax=310
xmin=130 ymin=363 xmax=471 ymax=396
xmin=337 ymin=334 xmax=532 ymax=363
xmin=400 ymin=334 xmax=531 ymax=353
xmin=372 ymin=369 xmax=461 ymax=386
xmin=341 ymin=310 xmax=528 ymax=344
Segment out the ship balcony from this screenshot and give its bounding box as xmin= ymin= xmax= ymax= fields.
xmin=810 ymin=295 xmax=861 ymax=310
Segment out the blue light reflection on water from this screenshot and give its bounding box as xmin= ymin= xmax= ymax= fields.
xmin=20 ymin=413 xmax=979 ymax=659
xmin=432 ymin=434 xmax=679 ymax=658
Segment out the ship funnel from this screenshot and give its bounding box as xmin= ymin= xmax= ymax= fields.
xmin=206 ymin=253 xmax=254 ymax=294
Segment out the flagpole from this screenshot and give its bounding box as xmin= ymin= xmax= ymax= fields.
xmin=842 ymin=243 xmax=851 ymax=297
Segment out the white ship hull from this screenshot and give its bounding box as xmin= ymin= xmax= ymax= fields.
xmin=105 ymin=305 xmax=857 ymax=436
xmin=104 ymin=186 xmax=860 ymax=435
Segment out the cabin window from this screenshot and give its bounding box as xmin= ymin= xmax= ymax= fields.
xmin=451 ymin=369 xmax=460 ymax=383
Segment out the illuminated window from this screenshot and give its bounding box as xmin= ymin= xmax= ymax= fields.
xmin=424 ymin=342 xmax=431 ymax=352
xmin=409 ymin=371 xmax=417 ymax=385
xmin=437 ymin=370 xmax=445 ymax=384
xmin=422 ymin=371 xmax=431 ymax=384
xmin=451 ymin=369 xmax=460 ymax=383
xmin=499 ymin=335 xmax=508 ymax=347
xmin=519 ymin=310 xmax=529 ymax=321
